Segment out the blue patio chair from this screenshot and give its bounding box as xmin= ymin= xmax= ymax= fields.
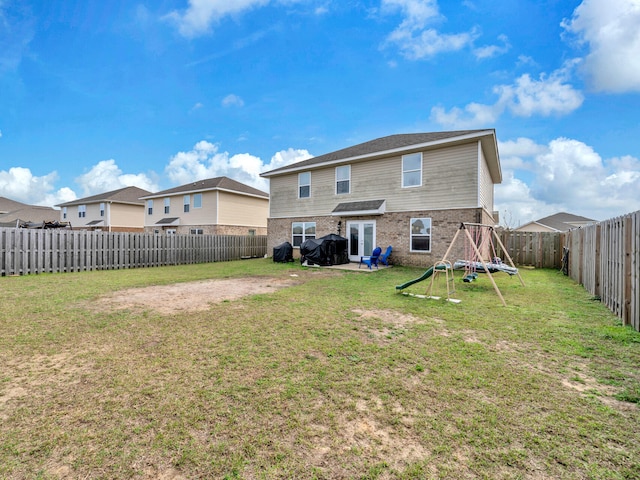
xmin=379 ymin=246 xmax=392 ymax=266
xmin=359 ymin=246 xmax=382 ymax=269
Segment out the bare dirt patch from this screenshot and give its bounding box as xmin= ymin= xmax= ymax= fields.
xmin=92 ymin=274 xmax=310 ymax=315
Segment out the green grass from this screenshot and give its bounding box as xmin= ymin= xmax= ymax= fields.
xmin=1 ymin=260 xmax=639 ymax=479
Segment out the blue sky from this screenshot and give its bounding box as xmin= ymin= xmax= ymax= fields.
xmin=1 ymin=0 xmax=639 ymax=227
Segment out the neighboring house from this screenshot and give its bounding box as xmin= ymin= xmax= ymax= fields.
xmin=56 ymin=186 xmax=151 ymax=232
xmin=0 ymin=196 xmax=62 ymax=228
xmin=139 ymin=176 xmax=269 ymax=235
xmin=260 ymin=130 xmax=502 ymax=266
xmin=515 ymin=212 xmax=596 ymax=232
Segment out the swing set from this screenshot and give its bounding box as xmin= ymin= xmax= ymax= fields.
xmin=424 ymin=222 xmax=525 ymax=306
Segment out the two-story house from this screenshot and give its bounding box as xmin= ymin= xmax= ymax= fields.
xmin=260 ymin=130 xmax=502 ymax=266
xmin=56 ymin=186 xmax=151 ymax=232
xmin=140 ymin=176 xmax=269 ymax=235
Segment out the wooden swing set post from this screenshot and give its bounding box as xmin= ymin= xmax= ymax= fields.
xmin=490 ymin=228 xmax=526 ymax=287
xmin=460 ymin=225 xmax=507 ymax=307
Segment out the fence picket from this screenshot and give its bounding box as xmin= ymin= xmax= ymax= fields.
xmin=0 ymin=228 xmax=267 ymax=277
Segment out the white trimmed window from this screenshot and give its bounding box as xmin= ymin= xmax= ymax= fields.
xmin=62 ymin=207 xmax=67 ymax=219
xmin=147 ymin=200 xmax=153 ymax=215
xmin=410 ymin=217 xmax=432 ymax=252
xmin=292 ymin=221 xmax=316 ymax=247
xmin=194 ymin=193 xmax=202 ymax=209
xmin=298 ymin=172 xmax=311 ymax=198
xmin=164 ymin=198 xmax=170 ymax=214
xmin=336 ymin=165 xmax=350 ymax=194
xmin=183 ymin=195 xmax=190 ymax=213
xmin=402 ymin=153 xmax=422 ymax=188
xmin=78 ymin=205 xmax=86 ymax=218
xmin=190 ymin=228 xmax=204 ymax=235
xmin=100 ymin=203 xmax=105 ymax=217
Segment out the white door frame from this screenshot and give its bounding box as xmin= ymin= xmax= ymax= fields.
xmin=347 ymin=220 xmax=376 ymax=262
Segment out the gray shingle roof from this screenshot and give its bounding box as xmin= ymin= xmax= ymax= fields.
xmin=0 ymin=205 xmax=60 ymax=225
xmin=261 ymin=130 xmax=494 ymax=177
xmin=140 ymin=176 xmax=268 ymax=199
xmin=533 ymin=212 xmax=596 ymax=231
xmin=0 ymin=196 xmax=30 ymax=213
xmin=332 ymin=200 xmax=386 ymax=213
xmin=56 ymin=186 xmax=152 ymax=207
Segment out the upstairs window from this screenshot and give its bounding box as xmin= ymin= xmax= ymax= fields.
xmin=298 ymin=172 xmax=311 ymax=198
xmin=62 ymin=207 xmax=67 ymax=220
xmin=193 ymin=193 xmax=202 ymax=209
xmin=336 ymin=165 xmax=350 ymax=194
xmin=164 ymin=198 xmax=170 ymax=214
xmin=100 ymin=203 xmax=105 ymax=217
xmin=147 ymin=200 xmax=153 ymax=215
xmin=402 ymin=152 xmax=422 ymax=188
xmin=78 ymin=205 xmax=86 ymax=218
xmin=183 ymin=195 xmax=190 ymax=213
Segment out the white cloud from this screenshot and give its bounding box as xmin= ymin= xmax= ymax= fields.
xmin=496 ymin=136 xmax=640 ymax=226
xmin=562 ymin=0 xmax=640 ymax=92
xmin=495 ymin=172 xmax=555 ymax=229
xmin=165 ymin=0 xmax=271 ymax=37
xmin=222 ymin=94 xmax=244 ymax=108
xmin=75 ymin=160 xmax=159 ymax=197
xmin=431 ymin=62 xmax=583 ymax=127
xmin=165 ymin=141 xmax=312 ymax=192
xmin=381 ymin=0 xmax=478 ymax=59
xmin=473 ymin=34 xmax=510 ymax=59
xmin=190 ymin=102 xmax=204 ymax=113
xmin=0 ymin=167 xmax=74 ymax=207
xmin=495 ymin=61 xmax=584 ymax=117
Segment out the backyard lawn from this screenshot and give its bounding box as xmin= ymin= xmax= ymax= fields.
xmin=1 ymin=259 xmax=639 ymax=479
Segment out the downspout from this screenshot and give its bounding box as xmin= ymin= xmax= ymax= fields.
xmin=107 ymin=201 xmax=112 ymax=232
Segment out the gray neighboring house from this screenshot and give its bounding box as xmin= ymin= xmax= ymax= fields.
xmin=515 ymin=212 xmax=596 ymax=233
xmin=260 ymin=129 xmax=502 ymax=267
xmin=0 ymin=197 xmax=61 ymax=228
xmin=56 ymin=186 xmax=151 ymax=232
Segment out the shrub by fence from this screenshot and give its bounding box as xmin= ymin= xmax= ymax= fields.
xmin=0 ymin=228 xmax=267 ymax=276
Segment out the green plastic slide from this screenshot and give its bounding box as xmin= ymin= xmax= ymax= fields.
xmin=395 ymin=266 xmax=435 ymax=290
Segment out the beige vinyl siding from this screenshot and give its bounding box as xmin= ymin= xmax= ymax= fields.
xmin=218 ymin=191 xmax=268 ymax=227
xmin=109 ymin=203 xmax=145 ymax=228
xmin=268 ymin=142 xmax=479 ymax=218
xmin=179 ymin=191 xmax=218 ymax=225
xmin=478 ymin=143 xmax=494 ymax=212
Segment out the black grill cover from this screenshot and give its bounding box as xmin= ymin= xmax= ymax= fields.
xmin=300 ymin=234 xmax=349 ymax=266
xmin=273 ymin=241 xmax=294 ymax=263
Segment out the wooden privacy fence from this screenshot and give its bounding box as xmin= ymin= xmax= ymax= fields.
xmin=564 ymin=211 xmax=640 ymax=331
xmin=0 ymin=228 xmax=267 ymax=276
xmin=495 ymin=230 xmax=564 ymax=268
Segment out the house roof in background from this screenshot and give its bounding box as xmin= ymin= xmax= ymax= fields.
xmin=0 ymin=205 xmax=60 ymax=225
xmin=0 ymin=196 xmax=30 ymax=213
xmin=260 ymin=130 xmax=501 ymax=183
xmin=140 ymin=176 xmax=269 ymax=200
xmin=56 ymin=186 xmax=152 ymax=207
xmin=522 ymin=212 xmax=596 ymax=232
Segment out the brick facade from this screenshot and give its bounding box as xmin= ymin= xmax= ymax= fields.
xmin=267 ymin=208 xmax=495 ymax=267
